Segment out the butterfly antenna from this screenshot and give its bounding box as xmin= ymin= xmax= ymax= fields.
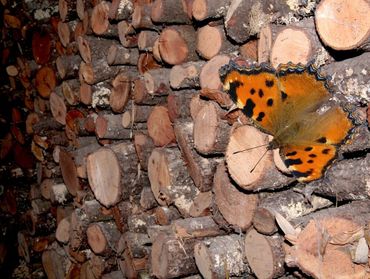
xmin=233 ymin=143 xmax=269 ymax=155
xmin=250 ymin=148 xmax=269 ymax=173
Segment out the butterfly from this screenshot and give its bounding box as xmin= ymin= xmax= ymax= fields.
xmin=220 ymin=61 xmax=353 ymax=182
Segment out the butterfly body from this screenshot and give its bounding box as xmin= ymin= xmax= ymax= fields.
xmin=220 ymin=61 xmax=353 ymax=182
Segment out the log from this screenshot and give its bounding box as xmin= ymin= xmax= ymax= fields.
xmin=77 ymin=35 xmax=118 ymax=64
xmin=137 ymin=30 xmax=159 ymax=52
xmin=56 ymin=216 xmax=71 ymax=244
xmin=58 ymin=20 xmax=77 ymax=47
xmin=35 ymin=66 xmax=56 ymax=98
xmin=174 ymin=121 xmax=221 ymax=192
xmin=196 ymin=24 xmax=237 ymax=60
xmin=137 ymin=52 xmax=161 ymax=74
xmin=91 ymin=1 xmax=119 ymax=37
xmin=240 ymin=39 xmax=258 ymax=61
xmin=151 ymin=231 xmax=198 ymax=278
xmin=148 ymin=147 xmax=199 ymax=216
xmin=147 ymin=105 xmax=176 ymax=146
xmin=42 ymin=242 xmax=70 ymax=279
xmin=61 ymin=79 xmax=80 ymax=105
xmin=315 ymin=0 xmax=370 ymax=51
xmin=86 ymin=142 xmax=139 ymax=207
xmin=121 ymin=104 xmax=153 ymax=127
xmin=109 ymin=0 xmax=134 ymax=21
xmin=56 ymin=54 xmax=82 ymax=80
xmin=169 ymin=61 xmax=205 ymax=89
xmin=59 ymin=149 xmax=81 ymax=196
xmin=168 ymin=92 xmax=197 ymax=125
xmin=158 ymin=25 xmax=198 ymax=65
xmin=244 ymin=229 xmax=285 ymax=279
xmin=139 ymin=186 xmax=158 ymax=210
xmin=199 ymin=54 xmax=230 ymax=90
xmin=49 ymin=92 xmax=67 ymax=126
xmin=117 ymin=20 xmax=138 ymax=48
xmin=109 ymin=74 xmax=131 ymax=113
xmin=59 ymin=0 xmax=77 ymax=22
xmin=107 ymin=44 xmax=139 ymax=66
xmin=213 ymin=162 xmax=258 ymax=231
xmin=86 ymin=221 xmax=121 ymax=256
xmin=171 ymin=216 xmax=224 ymax=239
xmin=143 ymin=67 xmax=171 ymax=95
xmin=193 ymin=101 xmax=230 ymax=155
xmin=133 ymin=133 xmax=155 ymax=171
xmin=127 ymin=212 xmax=156 ymax=233
xmin=133 ymin=78 xmax=167 ymax=105
xmin=151 ymin=0 xmax=191 ymax=24
xmin=132 ymin=3 xmax=158 ymax=30
xmin=189 ymin=191 xmax=212 ymax=217
xmin=225 ymin=125 xmax=293 ymax=190
xmin=79 ymin=60 xmax=121 ymax=85
xmin=192 ymin=0 xmax=230 ymax=21
xmin=194 ymin=234 xmax=249 ymax=279
xmin=95 ymin=113 xmax=141 ymax=140
xmin=154 ymin=206 xmax=181 ymax=225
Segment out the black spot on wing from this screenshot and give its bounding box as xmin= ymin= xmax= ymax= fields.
xmin=258 ymin=89 xmax=264 ymax=98
xmin=285 ymin=151 xmax=297 ymax=157
xmin=285 ymin=158 xmax=303 ymax=166
xmin=292 ymin=169 xmax=313 ymax=179
xmin=267 ymin=98 xmax=273 ymax=106
xmin=307 ymin=160 xmax=314 ymax=163
xmin=265 ymin=79 xmax=274 ymax=87
xmin=316 ymin=137 xmax=327 ymax=143
xmin=256 ymin=112 xmax=265 ymax=122
xmin=250 ymin=88 xmax=256 ymax=95
xmin=228 ymin=80 xmax=243 ymax=102
xmin=305 ymin=147 xmax=313 ymax=151
xmin=322 ymin=148 xmax=331 ymax=154
xmin=242 ymin=99 xmax=255 ymax=118
xmin=281 ymin=91 xmax=288 ymax=101
xmin=309 ymin=154 xmax=317 ymax=158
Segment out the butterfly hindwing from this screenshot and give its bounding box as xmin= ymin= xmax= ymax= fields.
xmin=281 ymin=144 xmax=336 ymax=182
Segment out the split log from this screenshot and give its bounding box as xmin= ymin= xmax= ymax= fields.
xmin=286 ymin=201 xmax=370 ymax=279
xmin=255 ymin=189 xmax=332 ymax=235
xmin=158 ymin=25 xmax=198 ymax=65
xmin=169 ymin=61 xmax=205 ymax=90
xmin=59 ymin=0 xmax=77 ymax=22
xmin=174 ymin=121 xmax=221 ymax=192
xmin=137 ymin=52 xmax=161 ymax=74
xmin=151 ymin=0 xmax=191 ymax=24
xmin=86 ymin=142 xmax=139 ymax=207
xmin=137 ymin=30 xmax=159 ymax=52
xmin=117 ymin=20 xmax=138 ymax=48
xmin=62 ymin=79 xmax=80 ymax=105
xmin=196 ymin=24 xmax=237 ymax=60
xmin=148 ymin=147 xmax=199 ymax=216
xmin=56 ymin=54 xmax=82 ymax=80
xmin=225 ymin=125 xmax=293 ymax=190
xmin=193 ymin=101 xmax=230 ymax=155
xmin=59 ymin=149 xmax=81 ymax=196
xmin=194 ymin=234 xmax=249 ymax=279
xmin=147 ymin=105 xmax=176 ymax=146
xmin=213 ymin=162 xmax=258 ymax=231
xmin=244 ymin=229 xmax=285 ymax=279
xmin=87 ymin=221 xmax=121 ymax=256
xmin=199 ymin=54 xmax=230 ymax=90
xmin=133 ymin=133 xmax=155 ymax=171
xmin=192 ymin=0 xmax=230 ymax=21
xmin=315 ymin=0 xmax=370 ymax=51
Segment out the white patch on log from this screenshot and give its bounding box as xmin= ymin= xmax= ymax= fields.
xmin=52 ymin=183 xmax=69 ymax=204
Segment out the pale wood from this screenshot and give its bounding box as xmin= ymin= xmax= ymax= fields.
xmin=147 ymin=105 xmax=176 ymax=146
xmin=169 ymin=61 xmax=205 ymax=89
xmin=199 ymin=54 xmax=230 ymax=90
xmin=192 ymin=0 xmax=230 ymax=21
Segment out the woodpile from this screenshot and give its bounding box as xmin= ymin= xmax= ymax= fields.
xmin=0 ymin=0 xmax=370 ymax=278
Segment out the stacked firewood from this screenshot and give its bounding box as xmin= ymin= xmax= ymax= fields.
xmin=2 ymin=0 xmax=370 ymax=278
